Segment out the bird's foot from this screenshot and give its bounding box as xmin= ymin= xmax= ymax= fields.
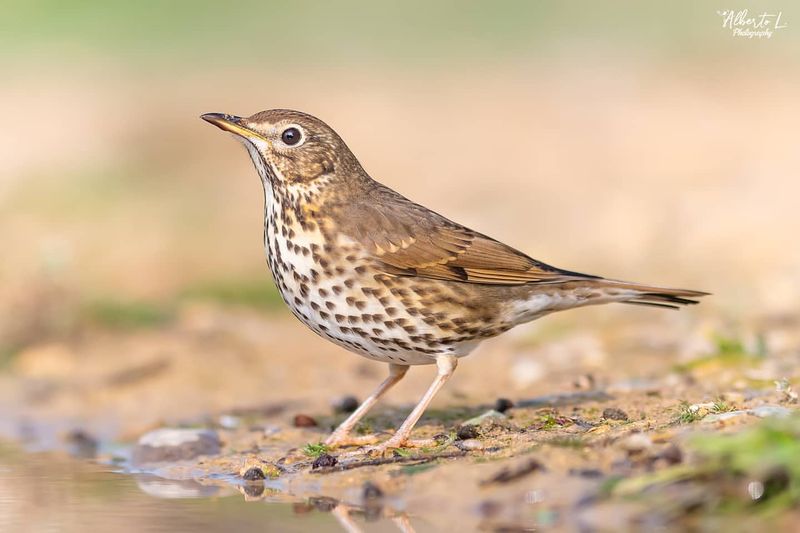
xmin=324 ymin=432 xmax=382 ymax=449
xmin=362 ymin=436 xmax=436 ymax=457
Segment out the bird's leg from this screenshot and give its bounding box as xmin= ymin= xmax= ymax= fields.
xmin=366 ymin=355 xmax=458 ymax=454
xmin=325 ymin=363 xmax=409 ymax=448
xmin=331 ymin=504 xmax=361 ymax=533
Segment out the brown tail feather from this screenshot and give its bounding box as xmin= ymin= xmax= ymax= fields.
xmin=590 ymin=280 xmax=709 ymax=309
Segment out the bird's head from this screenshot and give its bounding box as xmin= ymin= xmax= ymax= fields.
xmin=202 ymin=109 xmax=362 ymax=192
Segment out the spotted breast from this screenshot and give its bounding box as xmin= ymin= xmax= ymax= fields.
xmin=262 ymin=186 xmax=497 ymax=366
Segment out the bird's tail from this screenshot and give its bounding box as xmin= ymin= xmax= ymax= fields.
xmin=586 ymin=279 xmax=709 ymax=310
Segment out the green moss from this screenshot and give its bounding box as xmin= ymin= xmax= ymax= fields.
xmin=529 ymin=410 xmax=573 ymax=431
xmin=302 ymin=442 xmax=330 ymax=458
xmin=612 ymin=415 xmax=800 ymax=514
xmin=674 ymin=399 xmax=734 ymax=425
xmin=675 ymin=401 xmax=704 ymax=424
xmin=712 ymin=400 xmax=734 ymax=414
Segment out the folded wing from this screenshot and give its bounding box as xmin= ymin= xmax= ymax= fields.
xmin=343 ymin=184 xmax=597 ymax=285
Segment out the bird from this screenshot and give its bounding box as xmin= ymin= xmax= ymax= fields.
xmin=201 ymin=109 xmax=707 ymax=454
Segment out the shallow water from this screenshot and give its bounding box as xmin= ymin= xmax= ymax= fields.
xmin=0 ymin=443 xmax=408 ymax=533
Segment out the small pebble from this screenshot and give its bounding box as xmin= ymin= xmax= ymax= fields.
xmin=242 ymin=467 xmax=266 ymax=481
xmin=456 ymin=438 xmax=484 ymax=451
xmin=132 ymin=428 xmax=221 ymax=466
xmin=311 ymin=453 xmax=338 ymax=469
xmin=456 ymin=424 xmax=480 ymax=440
xmin=332 ymin=395 xmax=360 ymax=414
xmin=293 ymin=414 xmax=318 ymax=427
xmin=494 ymin=398 xmax=515 ymax=413
xmin=362 ymin=481 xmax=384 ymax=500
xmin=602 ymin=407 xmax=629 ymax=421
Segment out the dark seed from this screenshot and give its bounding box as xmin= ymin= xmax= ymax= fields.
xmin=602 ymin=407 xmax=629 ymax=421
xmin=456 ymin=424 xmax=480 ymax=440
xmin=311 ymin=453 xmax=338 ymax=469
xmin=293 ymin=414 xmax=318 ymax=427
xmin=494 ymin=398 xmax=514 ymax=413
xmin=332 ymin=395 xmax=360 ymax=414
xmin=242 ymin=467 xmax=266 ymax=481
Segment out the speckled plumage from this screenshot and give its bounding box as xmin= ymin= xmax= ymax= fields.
xmin=202 ymin=109 xmax=707 ymax=451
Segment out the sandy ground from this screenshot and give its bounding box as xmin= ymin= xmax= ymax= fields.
xmin=2 ymin=299 xmax=799 ymax=530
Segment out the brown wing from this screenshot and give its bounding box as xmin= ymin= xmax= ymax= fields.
xmin=342 ymin=184 xmax=598 ymax=285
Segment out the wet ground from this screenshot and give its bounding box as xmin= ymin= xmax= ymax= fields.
xmin=2 ymin=301 xmax=799 ymax=531
xmin=0 ymin=445 xmax=348 ymax=532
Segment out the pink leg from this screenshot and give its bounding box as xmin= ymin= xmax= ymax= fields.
xmin=367 ymin=355 xmax=458 ymax=453
xmin=325 ymin=363 xmax=409 ymax=447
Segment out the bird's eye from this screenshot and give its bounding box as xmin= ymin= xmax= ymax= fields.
xmin=281 ymin=127 xmax=302 ymax=146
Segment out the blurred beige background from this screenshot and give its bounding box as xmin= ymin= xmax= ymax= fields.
xmin=1 ymin=1 xmax=798 ymax=358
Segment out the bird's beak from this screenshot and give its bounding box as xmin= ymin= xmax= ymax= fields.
xmin=201 ymin=113 xmax=264 ymax=141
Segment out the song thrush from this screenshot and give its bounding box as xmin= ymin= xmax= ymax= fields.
xmin=202 ymin=109 xmax=707 ymax=453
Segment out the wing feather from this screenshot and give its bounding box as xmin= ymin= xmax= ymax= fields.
xmin=340 ymin=184 xmax=597 ymax=286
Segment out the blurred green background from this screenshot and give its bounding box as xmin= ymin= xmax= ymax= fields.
xmin=1 ymin=1 xmax=798 ymax=352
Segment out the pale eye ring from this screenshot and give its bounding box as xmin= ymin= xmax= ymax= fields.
xmin=281 ymin=126 xmax=303 ymax=146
